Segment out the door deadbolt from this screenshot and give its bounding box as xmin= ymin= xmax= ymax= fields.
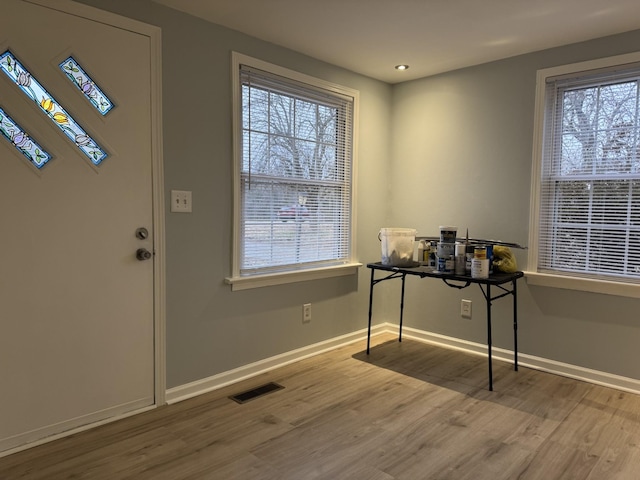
xmin=135 ymin=227 xmax=149 ymax=240
xmin=136 ymin=248 xmax=152 ymax=261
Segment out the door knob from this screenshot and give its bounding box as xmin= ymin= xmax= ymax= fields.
xmin=136 ymin=248 xmax=152 ymax=261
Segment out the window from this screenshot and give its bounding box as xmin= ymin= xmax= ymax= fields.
xmin=227 ymin=53 xmax=359 ymax=289
xmin=530 ymin=53 xmax=640 ymax=294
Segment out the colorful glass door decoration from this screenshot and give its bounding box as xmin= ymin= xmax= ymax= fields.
xmin=60 ymin=56 xmax=114 ymax=115
xmin=0 ymin=106 xmax=51 ymax=168
xmin=0 ymin=50 xmax=107 ymax=165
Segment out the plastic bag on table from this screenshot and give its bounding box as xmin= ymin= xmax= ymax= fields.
xmin=493 ymin=245 xmax=517 ymax=273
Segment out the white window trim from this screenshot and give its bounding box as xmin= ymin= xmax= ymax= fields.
xmin=528 ymin=51 xmax=640 ymax=298
xmin=225 ymin=52 xmax=361 ymax=290
xmin=226 ymin=263 xmax=362 ymax=291
xmin=524 ymin=271 xmax=640 ymax=298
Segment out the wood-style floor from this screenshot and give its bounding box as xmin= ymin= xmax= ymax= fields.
xmin=2 ymin=333 xmax=640 ymax=479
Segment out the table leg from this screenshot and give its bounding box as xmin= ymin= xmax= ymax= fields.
xmin=398 ymin=273 xmax=406 ymax=343
xmin=513 ymin=278 xmax=518 ymax=371
xmin=487 ymin=283 xmax=493 ymax=391
xmin=367 ymin=267 xmax=375 ymax=354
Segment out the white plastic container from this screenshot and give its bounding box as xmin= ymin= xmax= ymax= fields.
xmin=379 ymin=228 xmax=417 ymax=267
xmin=436 ymin=242 xmax=455 ymax=273
xmin=436 ymin=242 xmax=455 ymax=258
xmin=439 ymin=226 xmax=458 ymax=243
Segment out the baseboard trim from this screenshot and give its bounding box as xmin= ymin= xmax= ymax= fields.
xmin=167 ymin=322 xmax=640 ymax=405
xmin=165 ymin=324 xmax=388 ymax=404
xmin=397 ymin=325 xmax=640 ymax=395
xmin=0 ymin=398 xmax=155 ymax=459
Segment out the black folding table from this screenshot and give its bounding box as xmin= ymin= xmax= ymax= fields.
xmin=366 ymin=262 xmax=524 ymax=391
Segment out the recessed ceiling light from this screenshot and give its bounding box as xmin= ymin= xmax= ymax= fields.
xmin=395 ymin=64 xmax=410 ymax=71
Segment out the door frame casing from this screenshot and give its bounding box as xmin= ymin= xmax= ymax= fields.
xmin=3 ymin=0 xmax=166 ymax=456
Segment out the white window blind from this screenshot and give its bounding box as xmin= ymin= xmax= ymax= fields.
xmin=538 ymin=63 xmax=640 ymax=282
xmin=236 ymin=61 xmax=355 ymax=277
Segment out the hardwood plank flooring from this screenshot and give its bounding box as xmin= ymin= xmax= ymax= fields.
xmin=2 ymin=333 xmax=640 ymax=479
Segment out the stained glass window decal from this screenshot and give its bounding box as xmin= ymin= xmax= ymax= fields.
xmin=0 ymin=106 xmax=51 ymax=168
xmin=59 ymin=56 xmax=114 ymax=115
xmin=0 ymin=50 xmax=107 ymax=165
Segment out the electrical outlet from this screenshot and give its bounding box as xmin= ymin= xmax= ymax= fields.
xmin=303 ymin=303 xmax=311 ymax=323
xmin=461 ymin=299 xmax=472 ymax=318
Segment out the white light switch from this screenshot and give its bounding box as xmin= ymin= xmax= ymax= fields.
xmin=171 ymin=190 xmax=192 ymax=213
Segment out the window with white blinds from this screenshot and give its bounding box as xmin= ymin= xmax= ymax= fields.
xmin=536 ymin=61 xmax=640 ymax=283
xmin=231 ymin=54 xmax=357 ymax=280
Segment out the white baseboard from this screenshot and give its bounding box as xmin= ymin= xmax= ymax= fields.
xmin=396 ymin=324 xmax=640 ymax=395
xmin=165 ymin=324 xmax=388 ymax=404
xmin=167 ymin=322 xmax=640 ymax=405
xmin=0 ymin=398 xmax=154 ymax=459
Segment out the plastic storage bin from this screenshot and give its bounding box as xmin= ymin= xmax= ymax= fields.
xmin=379 ymin=228 xmax=416 ymax=267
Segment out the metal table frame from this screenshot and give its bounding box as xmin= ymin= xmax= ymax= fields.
xmin=366 ymin=262 xmax=524 ymax=391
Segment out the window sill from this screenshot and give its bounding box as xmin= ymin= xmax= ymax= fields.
xmin=225 ymin=262 xmax=362 ymax=291
xmin=524 ymin=271 xmax=640 ymax=298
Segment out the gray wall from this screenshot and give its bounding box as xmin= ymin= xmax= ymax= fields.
xmin=80 ymin=0 xmax=640 ymax=387
xmin=390 ymin=32 xmax=640 ymax=379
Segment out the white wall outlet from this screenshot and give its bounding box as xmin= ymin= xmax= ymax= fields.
xmin=461 ymin=299 xmax=472 ymax=319
xmin=171 ymin=190 xmax=192 ymax=213
xmin=303 ymin=303 xmax=311 ymax=323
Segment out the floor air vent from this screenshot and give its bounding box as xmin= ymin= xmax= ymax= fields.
xmin=229 ymin=382 xmax=284 ymax=404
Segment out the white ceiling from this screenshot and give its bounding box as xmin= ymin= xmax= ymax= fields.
xmin=153 ymin=0 xmax=640 ymax=83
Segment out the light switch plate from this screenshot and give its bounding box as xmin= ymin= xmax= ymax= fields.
xmin=171 ymin=190 xmax=192 ymax=213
